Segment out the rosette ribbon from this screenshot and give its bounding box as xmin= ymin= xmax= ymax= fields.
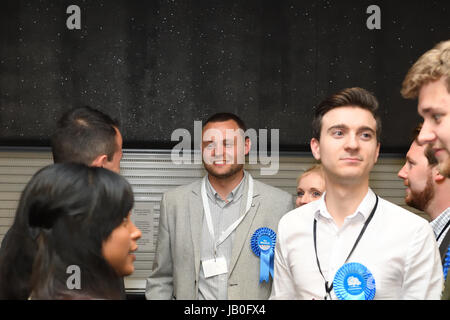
xmin=251 ymin=227 xmax=276 ymax=283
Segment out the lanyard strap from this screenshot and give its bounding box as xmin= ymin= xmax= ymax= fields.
xmin=313 ymin=194 xmax=379 ymax=299
xmin=436 ymin=219 xmax=450 ymax=242
xmin=201 ymin=174 xmax=254 ymax=256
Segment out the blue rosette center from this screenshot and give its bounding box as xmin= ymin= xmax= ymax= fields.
xmin=333 ymin=262 xmax=376 ymax=300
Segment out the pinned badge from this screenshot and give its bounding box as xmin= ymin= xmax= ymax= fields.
xmin=333 ymin=262 xmax=376 ymax=300
xmin=251 ymin=227 xmax=276 ymax=282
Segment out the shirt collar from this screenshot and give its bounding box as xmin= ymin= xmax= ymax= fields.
xmin=429 ymin=207 xmax=450 ymax=238
xmin=315 ymin=188 xmax=377 ymax=222
xmin=205 ymin=171 xmax=247 ymax=203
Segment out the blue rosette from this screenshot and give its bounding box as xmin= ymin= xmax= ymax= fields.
xmin=333 ymin=262 xmax=376 ymax=300
xmin=251 ymin=227 xmax=276 ymax=283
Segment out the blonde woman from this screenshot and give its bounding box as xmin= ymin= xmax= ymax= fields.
xmin=295 ymin=164 xmax=325 ymax=207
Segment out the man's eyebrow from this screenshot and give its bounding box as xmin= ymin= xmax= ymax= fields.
xmin=326 ymin=124 xmax=348 ymax=132
xmin=419 ymin=106 xmax=432 ymax=115
xmin=326 ymin=124 xmax=376 ymax=133
xmin=357 ymin=126 xmax=376 ymax=133
xmin=419 ymin=105 xmax=443 ymax=115
xmin=405 ymin=155 xmax=415 ymax=164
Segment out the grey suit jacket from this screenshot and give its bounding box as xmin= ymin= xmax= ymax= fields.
xmin=146 ymin=175 xmax=294 ymax=300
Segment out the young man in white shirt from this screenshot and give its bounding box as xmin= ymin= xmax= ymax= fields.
xmin=270 ymin=87 xmax=443 ymax=300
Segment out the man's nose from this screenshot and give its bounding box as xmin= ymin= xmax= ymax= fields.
xmin=397 ymin=163 xmax=408 ymax=180
xmin=417 ymin=121 xmax=437 ymax=146
xmin=344 ymin=134 xmax=359 ymax=150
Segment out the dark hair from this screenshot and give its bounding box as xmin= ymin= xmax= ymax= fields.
xmin=424 ymin=145 xmax=439 ymax=167
xmin=203 ymin=112 xmax=247 ymax=132
xmin=411 ymin=123 xmax=423 ymax=142
xmin=312 ymin=87 xmax=382 ymax=142
xmin=0 ymin=163 xmax=134 ymax=299
xmin=51 ymin=106 xmax=119 ymax=165
xmin=412 ymin=123 xmax=438 ymax=167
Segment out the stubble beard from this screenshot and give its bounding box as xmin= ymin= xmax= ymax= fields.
xmin=405 ymin=174 xmax=435 ymax=212
xmin=203 ymin=162 xmax=244 ymax=180
xmin=438 ymin=157 xmax=450 ymax=178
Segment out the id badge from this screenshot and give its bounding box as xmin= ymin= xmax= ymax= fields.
xmin=202 ymin=256 xmax=228 ymax=278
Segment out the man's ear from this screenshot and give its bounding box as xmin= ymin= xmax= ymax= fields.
xmin=244 ymin=137 xmax=251 ymax=156
xmin=374 ymin=142 xmax=380 ymax=164
xmin=432 ymin=166 xmax=446 ymax=183
xmin=310 ymin=138 xmax=321 ymax=161
xmin=90 ymin=154 xmax=108 ymax=168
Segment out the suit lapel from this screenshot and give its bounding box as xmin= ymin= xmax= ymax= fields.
xmin=229 ymin=179 xmax=260 ymax=274
xmin=189 ymin=181 xmax=203 ymax=279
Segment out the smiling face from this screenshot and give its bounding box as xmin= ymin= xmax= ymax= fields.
xmin=310 ymin=106 xmax=380 ymax=185
xmin=397 ymin=141 xmax=435 ymax=211
xmin=102 ymin=212 xmax=142 ymax=277
xmin=417 ymin=77 xmax=450 ymax=177
xmin=201 ymin=119 xmax=250 ymax=179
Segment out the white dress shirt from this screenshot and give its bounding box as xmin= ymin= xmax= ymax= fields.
xmin=198 ymin=173 xmax=246 ymax=300
xmin=270 ymin=188 xmax=443 ymax=300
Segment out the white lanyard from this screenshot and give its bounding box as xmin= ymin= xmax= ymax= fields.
xmin=201 ymin=174 xmax=254 ymax=257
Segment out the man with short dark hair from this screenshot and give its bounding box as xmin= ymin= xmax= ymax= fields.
xmin=51 ymin=106 xmax=123 ymax=173
xmin=398 ymin=124 xmax=450 ymax=224
xmin=398 ymin=124 xmax=450 ymax=296
xmin=271 ymin=87 xmax=443 ymax=300
xmin=146 ymin=112 xmax=294 ymax=300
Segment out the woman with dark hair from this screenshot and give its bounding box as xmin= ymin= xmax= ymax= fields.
xmin=0 ymin=163 xmax=141 ymax=299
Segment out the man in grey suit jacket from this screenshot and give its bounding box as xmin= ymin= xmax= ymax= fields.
xmin=146 ymin=113 xmax=294 ymax=300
